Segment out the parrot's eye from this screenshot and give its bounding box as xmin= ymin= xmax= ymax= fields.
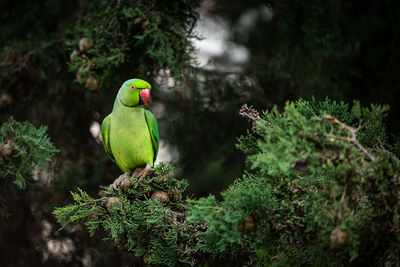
xmin=130 ymin=85 xmax=136 ymax=91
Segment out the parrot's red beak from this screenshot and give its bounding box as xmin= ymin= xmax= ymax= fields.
xmin=139 ymin=89 xmax=151 ymax=105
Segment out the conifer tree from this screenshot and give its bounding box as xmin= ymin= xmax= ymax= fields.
xmin=55 ymin=98 xmax=400 ymax=266
xmin=2 ymin=0 xmax=400 ymax=265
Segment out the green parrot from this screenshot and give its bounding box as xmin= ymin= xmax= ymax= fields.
xmin=101 ymin=78 xmax=159 ymax=183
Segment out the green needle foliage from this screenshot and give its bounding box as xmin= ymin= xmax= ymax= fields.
xmin=0 ymin=117 xmax=58 ymax=217
xmin=55 ymin=98 xmax=400 ymax=266
xmin=54 ymin=163 xmax=200 ymax=266
xmin=67 ymin=0 xmax=198 ymax=88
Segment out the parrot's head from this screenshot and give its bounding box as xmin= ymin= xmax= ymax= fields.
xmin=117 ymin=78 xmax=152 ymax=107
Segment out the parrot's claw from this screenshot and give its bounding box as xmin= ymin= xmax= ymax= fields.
xmin=111 ymin=172 xmax=131 ymax=190
xmin=136 ymin=164 xmax=155 ymax=185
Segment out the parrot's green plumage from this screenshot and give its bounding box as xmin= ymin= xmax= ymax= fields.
xmin=101 ymin=79 xmax=159 ymax=175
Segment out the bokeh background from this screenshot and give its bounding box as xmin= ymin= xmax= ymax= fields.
xmin=1 ymin=0 xmax=400 ymax=265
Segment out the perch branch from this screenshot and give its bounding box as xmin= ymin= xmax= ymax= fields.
xmin=80 ymin=197 xmax=188 ymax=218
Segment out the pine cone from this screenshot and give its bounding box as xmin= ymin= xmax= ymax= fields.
xmin=151 ymin=191 xmax=169 ymax=203
xmin=79 ymin=37 xmax=94 ymax=52
xmin=0 ymin=139 xmax=14 ymax=161
xmin=106 ymin=197 xmax=124 ymax=211
xmin=330 ymin=226 xmax=348 ymax=249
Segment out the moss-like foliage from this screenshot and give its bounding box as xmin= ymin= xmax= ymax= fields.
xmin=0 ymin=118 xmax=58 ymax=217
xmin=54 ymin=99 xmax=400 ymax=266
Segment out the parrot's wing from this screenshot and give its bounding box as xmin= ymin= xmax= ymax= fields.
xmin=144 ymin=110 xmax=159 ymax=163
xmin=101 ymin=115 xmax=115 ymax=162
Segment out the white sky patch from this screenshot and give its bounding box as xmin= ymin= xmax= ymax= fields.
xmin=90 ymin=121 xmax=102 ymax=143
xmin=239 ymin=5 xmax=273 ymax=29
xmin=238 ymin=8 xmax=259 ymax=29
xmin=40 ymin=220 xmax=76 ymax=262
xmin=227 ymin=43 xmax=250 ymax=63
xmin=151 ymin=102 xmax=166 ymax=118
xmin=192 ymin=12 xmax=249 ymax=66
xmin=155 ymin=139 xmax=172 ymax=164
xmin=193 ymin=15 xmax=228 ymax=58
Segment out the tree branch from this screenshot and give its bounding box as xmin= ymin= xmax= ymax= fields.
xmin=239 ymin=104 xmax=267 ymax=134
xmin=169 ymin=210 xmax=187 ymax=218
xmin=375 ymin=138 xmax=400 ymax=163
xmin=81 ymin=197 xmax=109 ymax=206
xmin=80 ymin=196 xmax=188 ymax=218
xmin=324 ymin=114 xmax=375 ymax=161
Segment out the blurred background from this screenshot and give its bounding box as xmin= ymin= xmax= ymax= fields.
xmin=1 ymin=0 xmax=400 ymax=265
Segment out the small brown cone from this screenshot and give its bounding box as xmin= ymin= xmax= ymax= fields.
xmin=330 ymin=226 xmax=348 ymax=249
xmin=85 ymin=76 xmax=101 ymax=91
xmin=151 ymin=191 xmax=169 ymax=203
xmin=70 ymin=50 xmax=80 ymax=63
xmin=237 ymin=215 xmax=255 ymax=234
xmin=79 ymin=37 xmax=94 ymax=52
xmin=143 ymin=253 xmax=151 ymax=264
xmin=0 ymin=140 xmax=14 ymax=161
xmin=120 ymin=177 xmax=133 ymax=192
xmin=106 ymin=197 xmax=124 ymax=212
xmin=114 ymin=240 xmax=127 ymax=250
xmin=169 ymin=188 xmax=180 ymax=202
xmin=87 ymin=210 xmax=98 ymax=221
xmin=0 ymin=94 xmax=13 ymax=107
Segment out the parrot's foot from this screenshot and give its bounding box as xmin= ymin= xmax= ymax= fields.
xmin=136 ymin=164 xmax=155 ymax=185
xmin=111 ymin=172 xmax=132 ymax=191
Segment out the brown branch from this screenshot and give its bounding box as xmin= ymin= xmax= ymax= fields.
xmin=81 ymin=197 xmax=109 ymax=206
xmin=239 ymin=104 xmax=268 ymax=134
xmin=325 ymin=114 xmax=375 ymax=161
xmin=339 ymin=183 xmax=348 ymax=203
xmin=169 ymin=210 xmax=187 ymax=218
xmin=239 ymin=104 xmax=261 ymax=122
xmin=375 ymin=138 xmax=400 ymax=163
xmin=80 ymin=196 xmax=188 ymax=218
xmin=337 ymin=183 xmax=348 ymax=221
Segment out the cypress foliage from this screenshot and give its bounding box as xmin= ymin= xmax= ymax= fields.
xmin=0 ymin=0 xmax=200 ymax=264
xmin=54 ymin=98 xmax=400 ymax=266
xmin=67 ymin=0 xmax=198 ymax=89
xmin=0 ymin=118 xmax=58 ymax=217
xmin=2 ymin=0 xmax=400 ymax=265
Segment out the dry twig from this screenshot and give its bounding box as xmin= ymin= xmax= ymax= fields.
xmin=169 ymin=210 xmax=187 ymax=218
xmin=239 ymin=104 xmax=265 ymax=133
xmin=81 ymin=197 xmax=109 ymax=206
xmin=375 ymin=138 xmax=400 ymax=163
xmin=325 ymin=114 xmax=375 ymax=161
